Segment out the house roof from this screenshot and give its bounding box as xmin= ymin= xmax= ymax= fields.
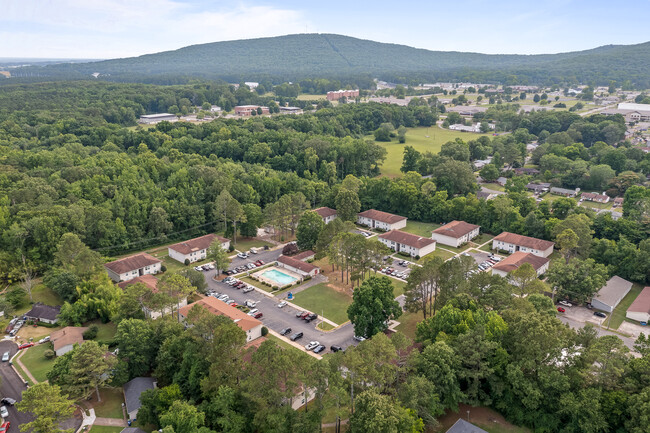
xmin=550 ymin=187 xmax=577 ymax=195
xmin=123 ymin=377 xmax=156 ymax=415
xmin=493 ymin=232 xmax=555 ymax=251
xmin=118 ymin=274 xmax=159 ymax=293
xmin=313 ymin=207 xmax=337 ymax=218
xmin=581 ymin=192 xmax=609 ymax=201
xmin=121 ymin=429 xmax=148 ymax=433
xmin=432 ymin=221 xmax=480 ymax=239
xmin=446 ymin=419 xmax=488 ymax=433
xmin=168 ymin=234 xmax=228 ymax=255
xmin=25 ymin=303 xmax=61 ymax=321
xmin=492 ymin=251 xmax=549 ymax=273
xmin=293 ymin=250 xmax=315 ymax=261
xmin=179 ymin=297 xmax=262 ymax=332
xmin=358 ymin=209 xmax=407 ymax=224
xmin=593 ymin=276 xmax=633 ymax=307
xmin=379 ymin=230 xmax=437 ymax=249
xmin=277 ymin=255 xmax=319 ymax=273
xmin=104 ymin=253 xmax=161 ymax=275
xmin=50 ymin=326 xmax=88 ymax=352
xmin=526 ymin=182 xmax=550 ymax=190
xmin=627 ymin=287 xmax=650 ymax=314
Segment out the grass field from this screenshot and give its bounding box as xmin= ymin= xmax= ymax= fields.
xmin=481 ymin=183 xmax=506 ymax=192
xmin=424 ymin=249 xmax=456 ymax=262
xmin=473 ymin=233 xmax=495 ymax=246
xmin=85 ymin=320 xmax=118 ymax=342
xmin=297 ymin=94 xmax=326 ymax=101
xmin=580 ymin=201 xmax=613 ymax=210
xmin=291 ymin=283 xmax=352 ymax=325
xmin=374 ymin=127 xmax=491 ymax=177
xmin=609 ymin=283 xmax=645 ymax=329
xmin=402 ymin=220 xmax=441 ymax=237
xmin=20 ymin=344 xmax=55 ymax=383
xmin=395 ymin=311 xmax=423 ymax=339
xmin=8 ymin=283 xmax=64 ymax=316
xmin=267 ymin=334 xmax=304 ymax=352
xmin=92 ymin=388 xmax=125 ymax=419
xmin=88 ymin=426 xmax=124 ymax=433
xmin=391 ymin=279 xmax=407 ymax=297
xmin=232 ymin=238 xmax=273 ymax=252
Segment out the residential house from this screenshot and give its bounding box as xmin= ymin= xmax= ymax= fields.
xmin=24 ymin=303 xmax=61 ymax=324
xmin=613 ymin=197 xmax=624 ymax=207
xmin=597 ymin=208 xmax=623 ymax=220
xmin=514 ymin=167 xmax=540 ymax=176
xmin=591 ymin=276 xmax=633 ymax=313
xmin=431 ymin=221 xmax=480 ymax=248
xmin=124 ymin=377 xmax=157 ymax=420
xmin=104 ymin=253 xmax=161 ymax=283
xmin=491 ymin=252 xmax=550 ymax=277
xmin=492 ymin=232 xmax=555 ymax=258
xmin=446 ymin=419 xmax=488 ymax=433
xmin=378 ymin=230 xmax=437 ymax=258
xmin=168 ymin=234 xmax=229 ymax=264
xmin=476 ymin=191 xmax=497 ymax=200
xmin=357 ymin=209 xmax=407 ymax=231
xmin=550 ymin=187 xmax=579 ymax=197
xmin=138 ymin=113 xmax=176 ymax=124
xmin=118 ymin=275 xmax=187 ymax=319
xmin=179 ymin=297 xmax=263 ymax=342
xmin=581 ymin=192 xmax=610 ymax=203
xmin=526 ymin=183 xmax=551 ymax=194
xmin=234 ymin=105 xmax=270 ymax=116
xmin=277 ymin=255 xmax=320 ymax=277
xmin=496 ymin=177 xmax=508 ymax=186
xmin=51 ymin=326 xmax=88 ymax=356
xmin=626 ymin=287 xmax=650 ymax=323
xmin=313 ymin=207 xmax=337 ymax=224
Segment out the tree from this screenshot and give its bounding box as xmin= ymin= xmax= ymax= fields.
xmin=547 ymin=258 xmax=608 ymax=303
xmin=239 ymin=203 xmax=263 ymax=238
xmin=432 ymin=160 xmax=477 ymax=195
xmin=115 ymin=319 xmax=155 ymax=379
xmin=404 ymin=257 xmax=445 ymax=319
xmin=556 ymin=228 xmax=579 ymax=263
xmin=178 ymin=268 xmax=207 ymax=293
xmin=401 ymin=146 xmax=421 ymax=173
xmin=160 ymin=400 xmax=207 ymax=433
xmin=148 ymin=206 xmax=174 ymax=239
xmin=508 ymin=263 xmax=546 ymax=296
xmin=374 ymin=123 xmax=394 ymax=142
xmin=54 ymin=233 xmax=103 ymax=279
xmin=349 ymin=389 xmax=423 ymax=433
xmin=414 ymin=341 xmax=463 ymax=410
xmin=479 ymin=164 xmax=500 ymax=183
xmin=6 ymin=285 xmax=27 ymax=309
xmin=296 ymin=210 xmax=325 ymax=251
xmin=66 ymin=340 xmax=117 ymax=401
xmin=16 ymin=383 xmax=74 ymax=433
xmin=335 ymin=188 xmax=361 ymax=222
xmin=158 ymin=273 xmax=194 ymax=319
xmin=347 ymin=276 xmax=402 ymax=338
xmin=138 ymin=384 xmax=184 ymax=428
xmin=551 ymin=213 xmax=593 ymax=257
xmin=44 ymin=269 xmax=80 ymax=303
xmin=207 ymin=239 xmax=231 ymax=276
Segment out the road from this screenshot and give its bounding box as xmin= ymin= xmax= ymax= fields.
xmin=0 ymin=340 xmax=32 ymax=427
xmin=558 ymin=316 xmax=637 ymax=350
xmin=205 ymin=270 xmax=358 ymax=353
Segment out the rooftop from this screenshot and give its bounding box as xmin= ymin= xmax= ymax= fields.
xmin=492 ymin=251 xmax=549 ymax=273
xmin=25 ymin=303 xmax=61 ymax=321
xmin=627 ymin=287 xmax=650 ymax=314
xmin=293 ymin=250 xmax=315 ymax=261
xmin=118 ymin=274 xmax=159 ymax=293
xmin=358 ymin=209 xmax=407 ymax=224
xmin=51 ymin=326 xmax=88 ymax=352
xmin=179 ymin=297 xmax=262 ymax=331
xmin=493 ymin=232 xmax=555 ymax=251
xmin=594 ymin=276 xmax=633 ymax=307
xmin=446 ymin=419 xmax=488 ymax=433
xmin=168 ymin=234 xmax=227 ymax=255
xmin=277 ymin=255 xmax=319 ymax=273
xmin=379 ymin=230 xmax=437 ymax=249
xmin=123 ymin=377 xmax=156 ymax=416
xmin=432 ymin=220 xmax=480 ymax=239
xmin=104 ymin=253 xmax=161 ymax=275
xmin=313 ymin=207 xmax=337 ymax=218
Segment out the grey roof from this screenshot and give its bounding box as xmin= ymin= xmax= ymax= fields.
xmin=593 ymin=276 xmax=633 ymax=308
xmin=123 ymin=377 xmax=156 ymax=415
xmin=550 ymin=187 xmax=577 ymax=195
xmin=121 ymin=429 xmax=147 ymax=433
xmin=25 ymin=303 xmax=61 ymax=321
xmin=446 ymin=419 xmax=488 ymax=433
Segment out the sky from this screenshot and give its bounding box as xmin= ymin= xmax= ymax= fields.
xmin=1 ymin=0 xmax=649 ymax=59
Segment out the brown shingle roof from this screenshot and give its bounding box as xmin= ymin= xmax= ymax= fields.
xmin=492 ymin=252 xmax=549 ymax=273
xmin=493 ymin=232 xmax=555 ymax=251
xmin=179 ymin=297 xmax=262 ymax=332
xmin=358 ymin=209 xmax=407 ymax=224
xmin=432 ymin=221 xmax=480 ymax=239
xmin=104 ymin=253 xmax=161 ymax=275
xmin=118 ymin=274 xmax=159 ymax=293
xmin=51 ymin=326 xmax=88 ymax=352
xmin=277 ymin=255 xmax=319 ymax=273
xmin=293 ymin=250 xmax=315 ymax=261
xmin=168 ymin=234 xmax=228 ymax=255
xmin=313 ymin=207 xmax=337 ymax=218
xmin=581 ymin=192 xmax=609 ymax=201
xmin=627 ymin=287 xmax=650 ymax=313
xmin=379 ymin=230 xmax=437 ymax=249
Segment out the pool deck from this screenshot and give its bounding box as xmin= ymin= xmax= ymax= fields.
xmin=253 ymin=266 xmax=302 ymax=287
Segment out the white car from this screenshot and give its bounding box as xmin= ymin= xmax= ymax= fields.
xmin=39 ymin=336 xmax=51 ymax=344
xmin=0 ymin=406 xmax=8 ymax=418
xmin=245 ymin=300 xmax=258 ymax=308
xmin=237 ymin=252 xmax=249 ymax=259
xmin=558 ymin=301 xmax=573 ymax=307
xmin=305 ymin=341 xmax=320 ymax=351
xmin=218 ymin=295 xmax=229 ymax=302
xmin=1 ymin=352 xmax=9 ymax=362
xmin=277 ymin=301 xmax=288 ymax=308
xmin=194 ymin=266 xmax=203 ymax=271
xmin=242 ymin=286 xmax=254 ymax=293
xmin=247 ymin=308 xmax=259 ymax=316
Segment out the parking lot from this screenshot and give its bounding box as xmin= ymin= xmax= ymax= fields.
xmin=226 ymin=247 xmax=282 ymax=274
xmin=204 ymin=270 xmax=358 ymax=354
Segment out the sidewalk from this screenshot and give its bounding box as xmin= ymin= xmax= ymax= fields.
xmin=13 ymin=348 xmax=39 ymax=384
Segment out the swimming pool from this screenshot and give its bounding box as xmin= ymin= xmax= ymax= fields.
xmin=261 ymin=269 xmax=298 ymax=286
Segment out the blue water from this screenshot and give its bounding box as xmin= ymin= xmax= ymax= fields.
xmin=262 ymin=269 xmax=297 ymax=285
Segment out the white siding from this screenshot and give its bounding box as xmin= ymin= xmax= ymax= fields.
xmin=626 ymin=311 xmax=650 ymax=323
xmin=357 ymin=216 xmax=406 ymax=231
xmin=591 ymin=299 xmax=614 ymax=313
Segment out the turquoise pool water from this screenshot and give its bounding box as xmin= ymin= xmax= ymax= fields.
xmin=261 ymin=269 xmax=297 ymax=285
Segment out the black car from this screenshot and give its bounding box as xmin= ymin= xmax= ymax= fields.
xmin=330 ymin=345 xmax=343 ymax=352
xmin=594 ymin=311 xmax=607 ymax=318
xmin=290 ymin=332 xmax=304 ymax=341
xmin=313 ymin=345 xmax=326 ymax=354
xmin=280 ymin=327 xmax=292 ymax=336
xmin=304 ymin=313 xmax=318 ymax=322
xmin=1 ymin=397 xmax=16 ymax=406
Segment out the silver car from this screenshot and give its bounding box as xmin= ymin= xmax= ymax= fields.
xmin=1 ymin=352 xmax=9 ymax=362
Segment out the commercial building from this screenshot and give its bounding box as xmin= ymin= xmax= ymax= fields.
xmin=491 ymin=252 xmax=550 ymax=277
xmin=526 ymin=183 xmax=551 ymax=194
xmin=179 ymin=297 xmax=263 ymax=342
xmin=138 ymin=113 xmax=177 ymax=124
xmin=550 ymin=187 xmax=579 ymax=197
xmin=326 ymin=89 xmax=359 ymax=101
xmin=591 ymin=276 xmax=633 ymax=313
xmin=378 ymin=230 xmax=437 ymax=258
xmin=602 ymin=103 xmax=650 ymax=122
xmin=626 ymin=287 xmax=650 ymax=323
xmin=492 ymin=232 xmax=555 ymax=258
xmin=431 ymin=221 xmax=480 ymax=248
xmin=357 ymin=209 xmax=407 ymax=231
xmin=313 ymin=207 xmax=337 ymax=224
xmin=234 ymin=105 xmax=270 ymax=116
xmin=104 ymin=253 xmax=161 ymax=283
xmin=168 ymin=234 xmax=229 ymax=264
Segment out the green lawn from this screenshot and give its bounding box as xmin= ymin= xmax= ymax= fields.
xmin=10 ymin=283 xmax=64 ymax=316
xmin=481 ymin=183 xmax=506 ymax=192
xmin=85 ymin=320 xmax=118 ymax=342
xmin=241 ymin=276 xmax=271 ymax=292
xmin=395 ymin=311 xmax=423 ymax=339
xmin=232 ymin=238 xmax=273 ymax=252
xmin=424 ymin=249 xmax=456 ymax=262
xmin=472 ymin=233 xmax=494 ymax=246
xmin=93 ymin=388 xmax=125 ymax=419
xmin=20 ymin=343 xmax=56 ymax=383
xmin=316 ymin=321 xmax=336 ymax=331
xmin=374 ymin=127 xmax=491 ymax=177
xmin=297 ymin=94 xmax=326 ymax=101
xmin=291 ymin=283 xmax=352 ymax=325
xmin=13 ymin=362 xmax=34 ymax=387
xmin=391 ymin=279 xmax=407 ymax=297
xmin=402 ymin=221 xmax=441 ymax=238
xmin=609 ymin=283 xmax=645 ymax=329
xmin=580 ymin=201 xmax=613 ymax=210
xmin=267 ymin=334 xmax=305 ymax=353
xmin=88 ymin=426 xmax=124 ymax=433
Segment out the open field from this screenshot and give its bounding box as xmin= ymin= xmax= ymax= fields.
xmin=580 ymin=200 xmax=613 ymax=210
xmin=85 ymin=320 xmax=118 ymax=342
xmin=291 ymin=283 xmax=352 ymax=325
xmin=403 ymin=221 xmax=441 ymax=237
xmin=374 ymin=127 xmax=491 ymax=177
xmin=391 ymin=279 xmax=407 ymax=297
xmin=88 ymin=427 xmax=124 ymax=433
xmin=481 ymin=183 xmax=506 ymax=192
xmin=395 ymin=311 xmax=422 ymax=339
xmin=20 ymin=343 xmax=55 ymax=383
xmin=231 ymin=237 xmax=273 ymax=252
xmin=91 ymin=388 xmax=125 ymax=419
xmin=297 ymin=94 xmax=326 ymax=101
xmin=609 ymin=283 xmax=645 ymax=329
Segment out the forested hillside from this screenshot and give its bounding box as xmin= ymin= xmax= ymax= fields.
xmin=6 ymin=34 xmax=650 ymax=87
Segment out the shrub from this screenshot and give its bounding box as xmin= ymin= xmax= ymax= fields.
xmin=44 ymin=349 xmax=55 ymax=360
xmin=303 ymin=275 xmax=312 ymax=281
xmin=184 ymin=258 xmax=190 ymax=266
xmin=160 ymin=265 xmax=167 ymax=272
xmin=228 ymin=244 xmax=235 ymax=252
xmin=261 ymin=326 xmax=269 ymax=336
xmin=37 ymin=321 xmax=58 ymax=328
xmin=83 ymin=325 xmax=99 ymax=340
xmin=415 ymin=255 xmax=420 ymax=260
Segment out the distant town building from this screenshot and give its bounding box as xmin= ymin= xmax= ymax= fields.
xmin=326 ymin=89 xmax=359 ymax=101
xmin=580 ymin=192 xmax=610 ymax=204
xmin=244 ymin=82 xmax=259 ymax=89
xmin=279 ymin=106 xmax=303 ymax=114
xmin=234 ymin=105 xmax=270 ymax=116
xmin=602 ymin=102 xmax=650 ymax=122
xmin=138 ymin=113 xmax=177 ymax=124
xmin=526 ymin=183 xmax=551 ymax=194
xmin=550 ymin=187 xmax=579 ymax=197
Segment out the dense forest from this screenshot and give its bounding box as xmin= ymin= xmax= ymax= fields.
xmin=5 ymin=34 xmax=650 ymax=88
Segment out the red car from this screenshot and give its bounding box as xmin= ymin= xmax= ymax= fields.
xmin=0 ymin=421 xmax=10 ymax=433
xmin=557 ymin=307 xmax=566 ymax=313
xmin=18 ymin=342 xmax=34 ymax=350
xmin=253 ymin=312 xmax=263 ymax=319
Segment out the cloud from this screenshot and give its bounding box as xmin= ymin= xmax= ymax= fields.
xmin=0 ymin=0 xmax=309 ymax=58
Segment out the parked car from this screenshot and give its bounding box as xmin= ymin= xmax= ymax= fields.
xmin=226 ymin=299 xmax=236 ymax=305
xmin=250 ymin=248 xmax=258 ymax=254
xmin=296 ymin=310 xmax=307 ymax=317
xmin=38 ymin=336 xmax=50 ymax=344
xmin=194 ymin=266 xmax=203 ymax=271
xmin=253 ymin=312 xmax=263 ymax=319
xmin=558 ymin=301 xmax=573 ymax=307
xmin=0 ymin=421 xmax=9 ymax=433
xmin=300 ymin=311 xmax=311 ymax=319
xmin=305 ymin=341 xmax=320 ymax=351
xmin=18 ymin=342 xmax=34 ymax=350
xmin=557 ymin=307 xmax=566 ymax=313
xmin=290 ymin=332 xmax=304 ymax=341
xmin=0 ymin=406 xmax=8 ymax=418
xmin=245 ymin=300 xmax=257 ymax=308
xmin=594 ymin=311 xmax=607 ymax=318
xmin=0 ymin=398 xmax=15 ymax=406
xmin=277 ymin=301 xmax=288 ymax=308
xmin=218 ymin=295 xmax=229 ymax=302
xmin=353 ymin=335 xmax=366 ymax=342
xmin=242 ymin=286 xmax=254 ymax=293
xmin=280 ymin=328 xmax=292 ymax=336
xmin=1 ymin=352 xmax=9 ymax=362
xmin=247 ymin=309 xmax=259 ymax=316
xmin=237 ymin=252 xmax=249 ymax=259
xmin=330 ymin=345 xmax=343 ymax=353
xmin=313 ymin=345 xmax=326 ymax=354
xmin=305 ymin=313 xmax=318 ymax=322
